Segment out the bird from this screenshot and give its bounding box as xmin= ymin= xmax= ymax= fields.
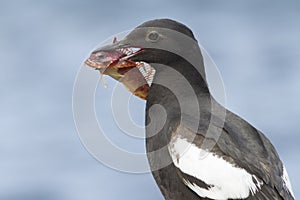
xmin=85 ymin=19 xmax=295 ymax=200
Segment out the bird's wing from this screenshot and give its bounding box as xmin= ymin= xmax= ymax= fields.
xmin=167 ymin=111 xmax=295 ymax=200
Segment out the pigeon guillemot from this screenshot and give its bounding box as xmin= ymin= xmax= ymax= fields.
xmin=85 ymin=19 xmax=295 ymax=200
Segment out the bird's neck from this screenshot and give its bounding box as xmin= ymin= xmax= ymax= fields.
xmin=146 ymin=57 xmax=212 ymax=116
xmin=145 ymin=58 xmax=212 ymax=150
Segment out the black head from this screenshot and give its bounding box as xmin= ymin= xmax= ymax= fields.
xmin=85 ymin=19 xmax=206 ymax=99
xmin=136 ymin=19 xmax=196 ymax=41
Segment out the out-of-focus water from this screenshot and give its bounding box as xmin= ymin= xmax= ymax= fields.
xmin=0 ymin=1 xmax=299 ymax=199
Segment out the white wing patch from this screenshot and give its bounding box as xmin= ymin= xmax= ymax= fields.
xmin=282 ymin=166 xmax=295 ymax=198
xmin=168 ymin=136 xmax=263 ymax=199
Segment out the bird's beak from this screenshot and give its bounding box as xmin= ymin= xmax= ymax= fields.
xmin=84 ymin=38 xmax=154 ymax=100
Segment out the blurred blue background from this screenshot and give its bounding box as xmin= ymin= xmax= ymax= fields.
xmin=0 ymin=0 xmax=299 ymax=199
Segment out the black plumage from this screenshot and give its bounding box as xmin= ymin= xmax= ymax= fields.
xmin=94 ymin=19 xmax=295 ymax=200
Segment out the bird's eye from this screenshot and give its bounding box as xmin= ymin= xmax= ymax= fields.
xmin=147 ymin=31 xmax=159 ymax=42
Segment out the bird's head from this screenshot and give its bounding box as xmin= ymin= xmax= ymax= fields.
xmin=85 ymin=19 xmax=201 ymax=100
